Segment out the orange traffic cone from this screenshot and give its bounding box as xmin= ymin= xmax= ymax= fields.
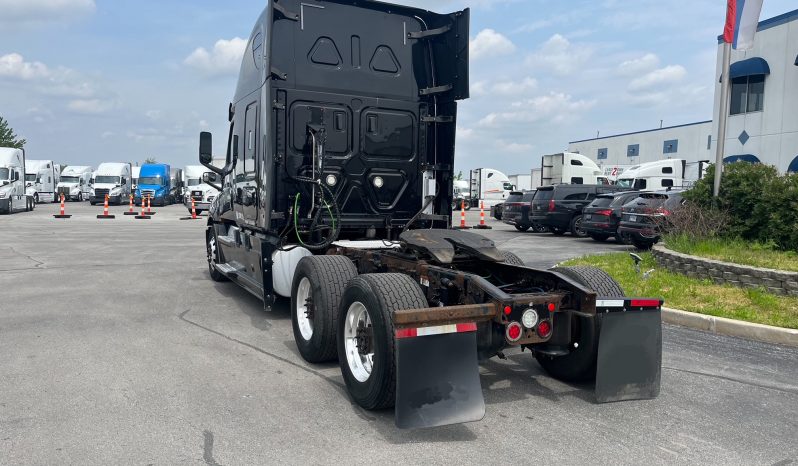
xmin=474 ymin=201 xmax=492 ymax=229
xmin=146 ymin=195 xmax=156 ymax=215
xmin=54 ymin=193 xmax=71 ymax=219
xmin=135 ymin=195 xmax=151 ymax=219
xmin=124 ymin=194 xmax=137 ymax=215
xmin=454 ymin=200 xmax=471 ymax=230
xmin=180 ymin=196 xmax=202 ymax=221
xmin=97 ymin=194 xmax=115 ymax=219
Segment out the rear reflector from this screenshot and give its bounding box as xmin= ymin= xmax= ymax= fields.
xmin=396 ymin=322 xmax=478 ymax=339
xmin=631 ymin=299 xmax=662 ymax=308
xmin=537 ymin=320 xmax=552 ymax=338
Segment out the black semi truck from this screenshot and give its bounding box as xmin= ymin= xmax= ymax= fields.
xmin=197 ymin=0 xmax=663 ymax=429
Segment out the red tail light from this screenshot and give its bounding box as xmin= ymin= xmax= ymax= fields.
xmin=631 ymin=299 xmax=661 ymax=308
xmin=506 ymin=322 xmax=523 ymax=341
xmin=595 ymin=209 xmax=612 ymax=216
xmin=548 ymin=199 xmax=555 ymax=212
xmin=537 ymin=320 xmax=552 ymax=338
xmin=655 ymin=208 xmax=671 ymax=215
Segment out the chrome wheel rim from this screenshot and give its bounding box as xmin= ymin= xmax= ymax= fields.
xmin=296 ymin=277 xmax=313 ymax=341
xmin=344 ymin=301 xmax=373 ymax=383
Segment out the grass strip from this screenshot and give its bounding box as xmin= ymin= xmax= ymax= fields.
xmin=665 ymin=234 xmax=798 ymax=273
xmin=564 ymin=252 xmax=798 ymax=329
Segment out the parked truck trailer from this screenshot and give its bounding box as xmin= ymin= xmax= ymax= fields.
xmin=24 ymin=159 xmax=61 ymax=204
xmin=0 ymin=148 xmax=35 ymax=214
xmin=91 ymin=162 xmax=132 ymax=205
xmin=58 ymin=166 xmax=93 ymax=202
xmin=196 ymin=0 xmax=663 ymax=429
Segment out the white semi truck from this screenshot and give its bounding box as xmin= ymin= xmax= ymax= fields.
xmin=91 ymin=162 xmax=132 ymax=205
xmin=540 ymin=152 xmax=607 ymax=186
xmin=0 ymin=148 xmax=35 ymax=214
xmin=616 ymin=159 xmax=710 ymax=190
xmin=132 ymin=166 xmax=141 ymax=192
xmin=468 ymin=168 xmax=514 ymax=208
xmin=58 ymin=166 xmax=93 ymax=201
xmin=25 ymin=159 xmax=61 ymax=203
xmin=183 ymin=165 xmax=219 ymax=214
xmin=508 ymin=173 xmax=533 ymax=191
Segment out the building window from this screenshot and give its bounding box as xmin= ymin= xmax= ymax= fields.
xmin=597 ymin=148 xmax=608 ymax=160
xmin=627 ymin=144 xmax=639 ymax=157
xmin=663 ymin=139 xmax=678 ymax=154
xmin=707 ymin=135 xmax=712 ymax=150
xmin=730 ymin=75 xmax=765 ymax=115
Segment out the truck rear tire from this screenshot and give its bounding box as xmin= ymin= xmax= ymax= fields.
xmin=514 ymin=225 xmax=530 ymax=232
xmin=535 ymin=266 xmax=624 ymax=382
xmin=291 ymin=256 xmax=358 ymax=363
xmin=500 ymin=250 xmax=524 ymax=265
xmin=337 ymin=274 xmax=428 ymax=410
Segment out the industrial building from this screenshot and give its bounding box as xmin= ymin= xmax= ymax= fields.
xmin=569 ymin=8 xmax=798 ymax=175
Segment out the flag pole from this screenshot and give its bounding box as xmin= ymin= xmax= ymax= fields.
xmin=714 ymin=41 xmax=732 ymax=197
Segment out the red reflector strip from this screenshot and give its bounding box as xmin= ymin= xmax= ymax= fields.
xmin=395 ymin=322 xmax=477 ymax=339
xmin=630 ymin=299 xmax=661 ymax=308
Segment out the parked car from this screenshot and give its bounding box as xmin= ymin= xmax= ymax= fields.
xmin=581 ymin=191 xmax=644 ymax=244
xmin=530 ymin=184 xmax=627 ymax=237
xmin=618 ymin=190 xmax=686 ymax=250
xmin=491 ymin=202 xmax=503 ymax=220
xmin=502 ymin=190 xmax=547 ymax=232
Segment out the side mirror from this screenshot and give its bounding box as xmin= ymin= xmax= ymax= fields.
xmin=12 ymin=172 xmax=19 ymax=181
xmin=90 ymin=178 xmax=95 ymax=184
xmin=202 ymin=172 xmax=222 ymax=191
xmin=199 ymin=131 xmax=213 ymax=165
xmin=121 ymin=178 xmax=127 ymax=185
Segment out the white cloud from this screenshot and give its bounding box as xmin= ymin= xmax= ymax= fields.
xmin=470 ymin=29 xmax=515 ymax=61
xmin=479 ymin=92 xmax=595 ymax=127
xmin=628 ymin=65 xmax=687 ymax=91
xmin=618 ymin=53 xmax=660 ymax=76
xmin=527 ymin=34 xmax=593 ymax=76
xmin=497 ymin=140 xmax=534 ymax=154
xmin=67 ymin=98 xmax=115 ymax=114
xmin=184 ymin=38 xmax=247 ymax=76
xmin=0 ymin=0 xmax=95 ymax=23
xmin=0 ymin=53 xmax=98 ymax=98
xmin=471 ymin=77 xmax=537 ymax=97
xmin=145 ymin=110 xmax=162 ymax=120
xmin=0 ymin=53 xmax=50 ymax=80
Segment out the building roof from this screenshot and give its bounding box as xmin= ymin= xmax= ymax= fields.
xmin=569 ymin=121 xmax=712 ymax=145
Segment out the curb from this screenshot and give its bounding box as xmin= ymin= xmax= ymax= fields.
xmin=662 ymin=307 xmax=798 ymax=347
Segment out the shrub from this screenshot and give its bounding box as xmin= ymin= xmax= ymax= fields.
xmin=683 ymin=163 xmax=798 ymax=251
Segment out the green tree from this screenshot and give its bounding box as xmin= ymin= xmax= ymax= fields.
xmin=0 ymin=116 xmax=26 ymax=149
xmin=144 ymin=157 xmax=157 ymax=164
xmin=455 ymin=171 xmax=463 ymax=181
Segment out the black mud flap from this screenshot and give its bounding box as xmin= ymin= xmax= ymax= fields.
xmin=595 ymin=305 xmax=662 ymax=403
xmin=395 ymin=328 xmax=485 ymax=429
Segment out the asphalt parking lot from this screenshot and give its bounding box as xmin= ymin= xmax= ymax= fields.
xmin=1 ymin=203 xmax=797 ymax=465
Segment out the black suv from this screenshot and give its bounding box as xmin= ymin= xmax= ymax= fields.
xmin=501 ymin=190 xmax=547 ymax=232
xmin=581 ymin=191 xmax=644 ymax=244
xmin=619 ymin=190 xmax=686 ymax=249
xmin=530 ymin=184 xmax=627 ymax=237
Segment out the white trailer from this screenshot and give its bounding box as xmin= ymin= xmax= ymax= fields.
xmin=0 ymin=148 xmax=34 ymax=214
xmin=25 ymin=159 xmax=61 ymax=203
xmin=540 ymin=152 xmax=606 ymax=186
xmin=183 ymin=165 xmax=219 ymax=214
xmin=616 ymin=159 xmax=710 ymax=190
xmin=91 ymin=162 xmax=132 ymax=205
xmin=508 ymin=174 xmax=532 ymax=191
xmin=58 ymin=166 xmax=93 ymax=201
xmin=468 ymin=168 xmax=513 ymax=208
xmin=132 ymin=166 xmax=141 ymax=192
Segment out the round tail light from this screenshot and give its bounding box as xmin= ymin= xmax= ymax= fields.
xmin=521 ymin=309 xmax=539 ymax=329
xmin=537 ymin=320 xmax=552 ymax=338
xmin=506 ymin=322 xmax=523 ymax=342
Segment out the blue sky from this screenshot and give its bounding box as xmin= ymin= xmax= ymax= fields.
xmin=0 ymin=0 xmax=794 ymax=175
